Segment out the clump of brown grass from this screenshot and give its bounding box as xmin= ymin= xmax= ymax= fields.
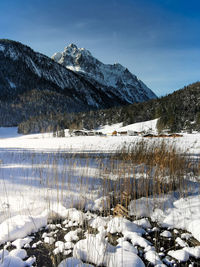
xmin=111 ymin=139 xmax=193 ymax=200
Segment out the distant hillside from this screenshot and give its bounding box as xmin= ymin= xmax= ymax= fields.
xmin=18 ymin=82 xmax=200 ymax=134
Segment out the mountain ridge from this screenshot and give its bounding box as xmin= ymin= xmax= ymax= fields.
xmin=52 ymin=43 xmax=156 ymax=103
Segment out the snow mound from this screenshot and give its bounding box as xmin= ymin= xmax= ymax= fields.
xmin=0 ymin=255 xmax=25 ymax=267
xmin=89 ymin=216 xmax=109 ymax=229
xmin=65 ymin=208 xmax=86 ymax=225
xmin=107 ymin=217 xmax=145 ymax=235
xmin=9 ymin=249 xmax=27 ymax=259
xmin=168 ymin=249 xmax=189 ymax=262
xmin=0 ymin=255 xmax=36 ymax=267
xmin=133 ymin=218 xmax=152 ymax=229
xmin=58 ymin=257 xmax=94 ymax=267
xmin=160 ymin=230 xmax=172 ymax=238
xmin=73 ymin=233 xmax=145 ymax=267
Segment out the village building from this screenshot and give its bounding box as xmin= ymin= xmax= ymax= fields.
xmin=73 ymin=130 xmax=87 ymax=136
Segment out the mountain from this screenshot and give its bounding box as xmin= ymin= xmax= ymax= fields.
xmin=0 ymin=40 xmax=102 ymax=126
xmin=0 ymin=40 xmax=117 ymax=111
xmin=52 ymin=43 xmax=157 ymax=103
xmin=0 ymin=39 xmax=156 ymax=127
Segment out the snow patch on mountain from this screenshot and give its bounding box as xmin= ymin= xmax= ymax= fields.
xmin=7 ymin=79 xmax=16 ymax=89
xmin=29 ymin=58 xmax=42 ymax=77
xmin=0 ymin=44 xmax=5 ymax=52
xmin=3 ymin=46 xmax=19 ymax=60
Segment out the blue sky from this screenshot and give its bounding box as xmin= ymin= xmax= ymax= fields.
xmin=0 ymin=0 xmax=200 ymax=96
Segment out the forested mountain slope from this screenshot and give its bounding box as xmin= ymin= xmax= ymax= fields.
xmin=18 ymin=82 xmax=200 ymax=133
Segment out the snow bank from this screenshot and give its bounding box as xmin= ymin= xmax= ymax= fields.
xmin=0 ymin=254 xmax=36 ymax=267
xmin=187 ymin=220 xmax=200 ymax=242
xmin=129 ymin=195 xmax=200 ymax=242
xmin=162 ymin=196 xmax=200 ymax=241
xmin=0 ymin=213 xmax=47 ymax=245
xmin=0 ymin=255 xmax=25 ymax=267
xmin=0 ymin=204 xmax=85 ymax=246
xmin=167 ymin=246 xmax=200 ymax=262
xmin=168 ymin=249 xmax=189 ymax=262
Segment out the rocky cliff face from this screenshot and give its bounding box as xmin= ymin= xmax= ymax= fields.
xmin=52 ymin=43 xmax=157 ymax=104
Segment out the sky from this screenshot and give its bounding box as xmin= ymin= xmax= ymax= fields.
xmin=0 ymin=0 xmax=200 ymax=96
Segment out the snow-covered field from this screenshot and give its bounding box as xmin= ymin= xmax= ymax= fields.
xmin=0 ymin=120 xmax=200 ymax=154
xmin=0 ymin=121 xmax=199 ymax=266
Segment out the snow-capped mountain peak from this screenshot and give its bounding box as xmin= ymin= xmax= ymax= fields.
xmin=0 ymin=39 xmax=157 ymax=128
xmin=52 ymin=44 xmax=157 ymax=103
